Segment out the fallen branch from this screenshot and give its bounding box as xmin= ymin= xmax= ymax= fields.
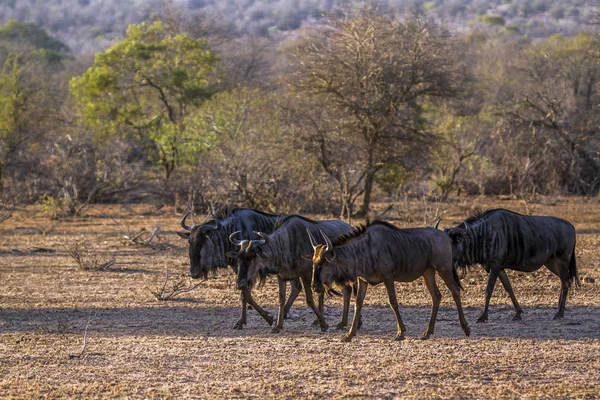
xmin=147 ymin=269 xmax=205 ymax=301
xmin=69 ymin=311 xmax=98 ymax=359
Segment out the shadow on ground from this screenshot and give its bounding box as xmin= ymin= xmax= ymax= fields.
xmin=1 ymin=304 xmax=598 ymax=341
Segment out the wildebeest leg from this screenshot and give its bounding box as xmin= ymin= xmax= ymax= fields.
xmin=337 ymin=284 xmax=363 ymax=330
xmin=233 ymin=290 xmax=248 ymax=330
xmin=300 ymin=276 xmax=328 ymax=332
xmin=245 ymin=287 xmax=274 ymax=327
xmin=437 ymin=268 xmax=471 ymax=337
xmin=283 ymin=278 xmax=302 ymax=319
xmin=478 ymin=267 xmax=500 ymax=323
xmin=421 ymin=268 xmax=441 ymax=340
xmin=545 ymin=258 xmax=571 ymax=319
xmin=497 ymin=270 xmax=524 ymax=321
xmin=343 ymin=279 xmax=368 ymax=342
xmin=312 ymin=291 xmax=326 ymax=326
xmin=337 ymin=285 xmax=352 ymax=329
xmin=383 ymin=278 xmax=406 ymax=341
xmin=271 ymin=277 xmax=287 ymax=333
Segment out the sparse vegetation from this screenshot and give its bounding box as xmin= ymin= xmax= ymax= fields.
xmin=65 ymin=240 xmax=115 ymax=270
xmin=147 ymin=268 xmax=204 ymax=301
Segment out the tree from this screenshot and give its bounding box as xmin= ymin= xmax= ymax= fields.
xmin=70 ymin=21 xmax=218 ymax=189
xmin=289 ymin=8 xmax=462 ymax=217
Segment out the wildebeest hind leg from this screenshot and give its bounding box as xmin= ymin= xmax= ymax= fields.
xmin=337 ymin=285 xmax=352 ymax=329
xmin=438 ymin=267 xmax=470 ymax=337
xmin=421 ymin=268 xmax=441 ymax=340
xmin=545 ymin=258 xmax=571 ymax=319
xmin=478 ymin=268 xmax=500 ymax=323
xmin=283 ymin=278 xmax=302 ymax=319
xmin=498 ymin=270 xmax=524 ymax=321
xmin=383 ymin=278 xmax=406 ymax=341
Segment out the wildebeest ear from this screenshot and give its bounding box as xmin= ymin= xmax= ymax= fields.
xmin=177 ymin=232 xmax=190 ymax=240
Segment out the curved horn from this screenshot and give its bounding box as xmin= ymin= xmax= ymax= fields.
xmin=229 ymin=231 xmax=245 ymax=246
xmin=253 ymin=231 xmax=270 ymax=245
xmin=198 ymin=220 xmax=219 ymax=233
xmin=307 ymin=229 xmax=318 ymax=251
xmin=320 ymin=230 xmax=333 ymax=252
xmin=434 ymin=219 xmax=441 ymax=230
xmin=464 ymin=221 xmax=470 ymax=231
xmin=181 ymin=212 xmax=194 ymax=231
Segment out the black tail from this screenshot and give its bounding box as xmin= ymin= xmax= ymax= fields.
xmin=568 ymin=241 xmax=579 ymax=288
xmin=452 ymin=265 xmax=464 ymax=291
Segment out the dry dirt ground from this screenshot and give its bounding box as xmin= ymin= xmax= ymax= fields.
xmin=1 ymin=197 xmax=599 ymax=399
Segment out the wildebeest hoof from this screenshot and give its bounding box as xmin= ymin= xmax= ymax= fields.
xmin=553 ymin=312 xmax=564 ymax=320
xmin=395 ymin=334 xmax=406 ymax=341
xmin=336 ymin=322 xmax=347 ymax=330
xmin=357 ymin=319 xmax=363 ymax=330
xmin=270 ymin=326 xmax=282 ymax=334
xmin=420 ymin=332 xmax=431 ymax=340
xmin=341 ymin=334 xmax=354 ymax=342
xmin=312 ymin=318 xmax=320 ymax=327
xmin=233 ymin=321 xmax=245 ymax=330
xmin=320 ymin=323 xmax=329 ymax=332
xmin=265 ymin=315 xmax=274 ymax=326
xmin=463 ymin=326 xmax=471 ymax=337
xmin=476 ymin=315 xmax=488 ymax=323
xmin=513 ymin=313 xmax=523 ymax=321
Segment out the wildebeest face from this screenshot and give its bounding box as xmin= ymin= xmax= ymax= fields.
xmin=178 ymin=228 xmax=214 ymax=279
xmin=235 ymin=242 xmax=264 ymax=289
xmin=311 ymin=244 xmax=336 ymax=294
xmin=445 ymin=227 xmax=467 ymax=267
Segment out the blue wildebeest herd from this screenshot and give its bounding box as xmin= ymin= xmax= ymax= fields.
xmin=177 ymin=207 xmax=578 ymax=342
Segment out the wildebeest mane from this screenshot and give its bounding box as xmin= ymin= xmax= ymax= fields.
xmin=462 ymin=208 xmax=525 ymax=226
xmin=273 ymin=214 xmax=318 ymax=231
xmin=331 ymin=220 xmax=397 ymax=246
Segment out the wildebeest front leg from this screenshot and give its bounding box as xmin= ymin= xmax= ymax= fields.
xmin=300 ymin=276 xmax=328 ymax=332
xmin=233 ymin=290 xmax=248 ymax=329
xmin=283 ymin=278 xmax=302 ymax=319
xmin=343 ymin=280 xmax=368 ymax=342
xmin=245 ymin=287 xmax=274 ymax=327
xmin=478 ymin=267 xmax=500 ymax=323
xmin=383 ymin=278 xmax=406 ymax=341
xmin=271 ymin=277 xmax=287 ymax=333
xmin=421 ymin=268 xmax=441 ymax=340
xmin=312 ymin=292 xmax=325 ymax=326
xmin=498 ymin=270 xmax=524 ymax=321
xmin=337 ymin=285 xmax=352 ymax=329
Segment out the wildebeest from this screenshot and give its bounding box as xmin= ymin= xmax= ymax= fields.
xmin=444 ymin=208 xmax=578 ymax=322
xmin=310 ymin=220 xmax=471 ymax=342
xmin=177 ymin=208 xmax=303 ymax=329
xmin=230 ymin=214 xmax=355 ymax=333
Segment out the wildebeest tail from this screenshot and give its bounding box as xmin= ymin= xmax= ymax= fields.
xmin=569 ymin=241 xmax=579 ymax=288
xmin=452 ymin=265 xmax=464 ymax=291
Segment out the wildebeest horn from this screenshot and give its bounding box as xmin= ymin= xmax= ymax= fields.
xmin=320 ymin=230 xmax=333 ymax=252
xmin=464 ymin=221 xmax=470 ymax=231
xmin=198 ymin=220 xmax=219 ymax=233
xmin=253 ymin=231 xmax=269 ymax=246
xmin=181 ymin=212 xmax=195 ymax=231
xmin=307 ymin=229 xmax=318 ymax=251
xmin=229 ymin=231 xmax=246 ymax=246
xmin=434 ymin=219 xmax=441 ymax=229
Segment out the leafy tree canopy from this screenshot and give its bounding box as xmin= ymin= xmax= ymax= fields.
xmin=0 ymin=20 xmax=69 ymax=63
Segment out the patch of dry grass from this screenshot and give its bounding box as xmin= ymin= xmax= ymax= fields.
xmin=1 ymin=198 xmax=599 ymax=398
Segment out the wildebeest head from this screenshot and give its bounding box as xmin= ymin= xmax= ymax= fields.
xmin=444 ymin=222 xmax=470 ymax=269
xmin=307 ymin=229 xmax=336 ymax=295
xmin=229 ymin=231 xmax=267 ymax=289
xmin=177 ymin=212 xmax=222 ymax=279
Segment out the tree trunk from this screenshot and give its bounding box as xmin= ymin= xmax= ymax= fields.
xmin=357 ymin=167 xmax=376 ymax=218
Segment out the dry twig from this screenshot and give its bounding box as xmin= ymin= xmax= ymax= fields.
xmin=147 ymin=269 xmax=204 ymax=301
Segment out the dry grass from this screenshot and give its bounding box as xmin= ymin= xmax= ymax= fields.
xmin=1 ymin=198 xmax=599 ymax=399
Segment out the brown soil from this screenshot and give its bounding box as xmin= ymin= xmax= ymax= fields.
xmin=1 ymin=198 xmax=599 ymax=399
